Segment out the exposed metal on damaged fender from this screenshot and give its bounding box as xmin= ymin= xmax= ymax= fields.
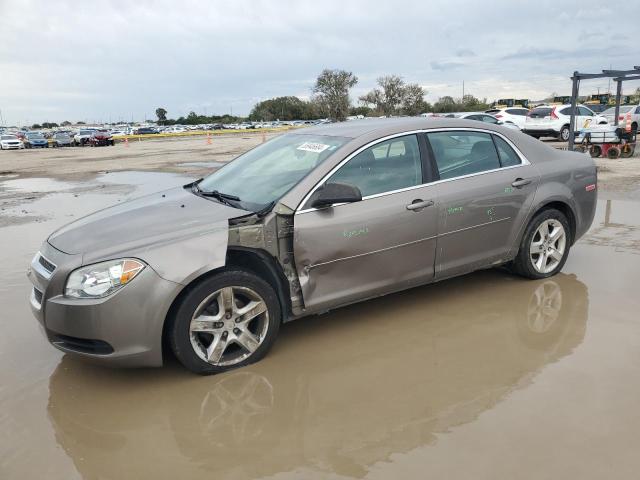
xmin=228 ymin=202 xmax=305 ymax=319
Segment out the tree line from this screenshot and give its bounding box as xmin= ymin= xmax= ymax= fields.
xmin=153 ymin=69 xmax=492 ymax=125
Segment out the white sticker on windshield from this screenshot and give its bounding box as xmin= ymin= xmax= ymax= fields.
xmin=297 ymin=142 xmax=330 ymax=153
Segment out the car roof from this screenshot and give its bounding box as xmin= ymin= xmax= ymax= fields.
xmin=290 ymin=117 xmax=505 ymax=139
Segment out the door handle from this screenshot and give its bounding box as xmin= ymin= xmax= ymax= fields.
xmin=511 ymin=178 xmax=532 ymax=188
xmin=406 ymin=199 xmax=434 ymax=211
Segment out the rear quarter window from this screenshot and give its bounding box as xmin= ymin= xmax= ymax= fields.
xmin=493 ymin=136 xmax=521 ymax=167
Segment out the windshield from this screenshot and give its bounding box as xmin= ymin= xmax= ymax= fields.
xmin=602 ymin=106 xmax=633 ymax=115
xmin=198 ymin=133 xmax=349 ymax=211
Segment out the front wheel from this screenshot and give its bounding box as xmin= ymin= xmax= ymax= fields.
xmin=559 ymin=125 xmax=570 ymax=142
xmin=511 ymin=209 xmax=571 ymax=279
xmin=168 ymin=269 xmax=281 ymax=375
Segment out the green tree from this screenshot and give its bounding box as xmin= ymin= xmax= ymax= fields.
xmin=155 ymin=107 xmax=167 ymax=124
xmin=31 ymin=123 xmax=42 ymax=129
xmin=360 ymin=76 xmax=427 ymax=116
xmin=249 ymin=96 xmax=319 ymax=121
xmin=312 ymin=69 xmax=358 ymax=122
xmin=61 ymin=120 xmax=72 ymax=126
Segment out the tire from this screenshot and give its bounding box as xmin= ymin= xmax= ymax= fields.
xmin=168 ymin=269 xmax=282 ymax=375
xmin=511 ymin=208 xmax=571 ymax=280
xmin=621 ymin=144 xmax=635 ymax=158
xmin=559 ymin=125 xmax=570 ymax=142
xmin=589 ymin=145 xmax=602 ymax=158
xmin=607 ymin=146 xmax=620 ymax=159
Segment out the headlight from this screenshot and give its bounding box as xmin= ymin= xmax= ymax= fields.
xmin=65 ymin=259 xmax=145 ymax=298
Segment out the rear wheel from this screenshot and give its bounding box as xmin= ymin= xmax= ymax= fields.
xmin=589 ymin=145 xmax=602 ymax=157
xmin=559 ymin=125 xmax=570 ymax=142
xmin=168 ymin=270 xmax=281 ymax=375
xmin=511 ymin=209 xmax=570 ymax=279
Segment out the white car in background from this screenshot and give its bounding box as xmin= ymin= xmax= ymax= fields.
xmin=485 ymin=107 xmax=529 ymax=129
xmin=0 ymin=134 xmax=25 ymax=149
xmin=164 ymin=126 xmax=187 ymax=134
xmin=601 ymin=105 xmax=640 ymax=132
xmin=523 ymin=104 xmax=608 ymax=141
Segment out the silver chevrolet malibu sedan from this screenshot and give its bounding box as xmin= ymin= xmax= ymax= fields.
xmin=27 ymin=118 xmax=597 ymax=374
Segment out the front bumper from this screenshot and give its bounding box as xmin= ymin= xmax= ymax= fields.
xmin=1 ymin=142 xmax=24 ymax=149
xmin=27 ymin=242 xmax=182 ymax=367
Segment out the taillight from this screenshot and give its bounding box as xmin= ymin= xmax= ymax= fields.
xmin=550 ymin=107 xmax=559 ymax=119
xmin=619 ymin=115 xmax=624 ymax=120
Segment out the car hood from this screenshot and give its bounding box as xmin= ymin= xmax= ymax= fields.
xmin=48 ymin=186 xmax=250 ymax=259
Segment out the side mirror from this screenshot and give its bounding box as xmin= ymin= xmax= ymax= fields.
xmin=310 ymin=182 xmax=362 ymax=209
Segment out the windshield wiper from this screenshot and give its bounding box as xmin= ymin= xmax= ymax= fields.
xmin=191 ymin=180 xmax=241 ymax=206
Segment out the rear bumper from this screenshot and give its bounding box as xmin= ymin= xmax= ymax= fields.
xmin=523 ymin=128 xmax=560 ymax=137
xmin=27 ymin=243 xmax=182 ymax=367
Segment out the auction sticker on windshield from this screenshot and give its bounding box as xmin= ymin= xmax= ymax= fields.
xmin=297 ymin=142 xmax=330 ymax=153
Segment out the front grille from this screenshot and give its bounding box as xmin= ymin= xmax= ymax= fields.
xmin=38 ymin=254 xmax=56 ymax=274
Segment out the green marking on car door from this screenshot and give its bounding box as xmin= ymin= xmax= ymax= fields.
xmin=504 ymin=186 xmax=513 ymax=194
xmin=343 ymin=226 xmax=369 ymax=238
xmin=447 ymin=206 xmax=464 ymax=215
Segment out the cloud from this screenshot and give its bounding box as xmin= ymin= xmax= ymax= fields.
xmin=430 ymin=60 xmax=465 ymax=71
xmin=455 ymin=48 xmax=476 ymax=58
xmin=0 ymin=0 xmax=636 ymax=124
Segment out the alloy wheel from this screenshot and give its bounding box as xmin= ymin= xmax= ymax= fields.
xmin=189 ymin=286 xmax=269 ymax=367
xmin=529 ymin=219 xmax=566 ymax=274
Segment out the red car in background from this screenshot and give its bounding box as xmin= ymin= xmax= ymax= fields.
xmin=88 ymin=130 xmax=115 ymax=146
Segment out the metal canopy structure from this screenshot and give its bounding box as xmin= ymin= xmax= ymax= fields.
xmin=568 ymin=66 xmax=640 ymax=150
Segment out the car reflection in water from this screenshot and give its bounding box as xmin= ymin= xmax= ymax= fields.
xmin=48 ymin=270 xmax=588 ymax=479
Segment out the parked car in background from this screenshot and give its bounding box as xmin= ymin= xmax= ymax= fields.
xmin=0 ymin=134 xmax=25 ymax=149
xmin=109 ymin=130 xmax=127 ymax=136
xmin=584 ymin=104 xmax=608 ymax=114
xmin=52 ymin=132 xmax=73 ymax=147
xmin=163 ymin=126 xmax=187 ymax=134
xmin=74 ymin=129 xmax=96 ymax=146
xmin=28 ymin=117 xmax=597 ymax=374
xmin=136 ymin=127 xmax=158 ymax=135
xmin=601 ymin=105 xmax=640 ymax=132
xmin=485 ymin=107 xmax=529 ymax=129
xmin=23 ymin=132 xmax=49 ymax=148
xmin=445 ymin=112 xmax=520 ymax=130
xmin=88 ymin=130 xmax=114 ymax=146
xmin=523 ymin=104 xmax=608 ymax=140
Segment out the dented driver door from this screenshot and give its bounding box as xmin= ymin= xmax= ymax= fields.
xmin=292 ymin=133 xmax=439 ymax=313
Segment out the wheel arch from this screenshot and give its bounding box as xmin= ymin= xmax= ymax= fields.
xmin=161 ymin=247 xmax=292 ymax=361
xmin=530 ymin=200 xmax=577 ymax=244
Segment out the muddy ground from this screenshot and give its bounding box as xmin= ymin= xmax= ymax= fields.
xmin=1 ymin=134 xmax=640 ymax=479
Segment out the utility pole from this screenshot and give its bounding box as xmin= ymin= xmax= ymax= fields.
xmin=462 ymin=80 xmax=465 ymax=100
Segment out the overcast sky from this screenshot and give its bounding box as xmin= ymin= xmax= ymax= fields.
xmin=1 ymin=0 xmax=638 ymax=125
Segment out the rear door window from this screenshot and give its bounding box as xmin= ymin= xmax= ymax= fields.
xmin=426 ymin=131 xmax=501 ymax=180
